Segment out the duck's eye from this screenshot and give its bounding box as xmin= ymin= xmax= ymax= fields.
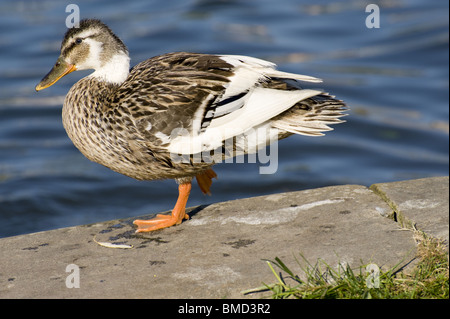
xmin=75 ymin=38 xmax=82 ymax=44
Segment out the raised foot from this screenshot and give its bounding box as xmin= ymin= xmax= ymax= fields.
xmin=133 ymin=213 xmax=189 ymax=233
xmin=196 ymin=168 xmax=217 ymax=195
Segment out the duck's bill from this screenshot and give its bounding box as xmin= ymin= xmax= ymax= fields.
xmin=35 ymin=57 xmax=76 ymax=91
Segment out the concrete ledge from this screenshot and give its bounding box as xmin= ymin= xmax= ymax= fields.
xmin=370 ymin=177 xmax=449 ymax=243
xmin=0 ymin=176 xmax=448 ymax=298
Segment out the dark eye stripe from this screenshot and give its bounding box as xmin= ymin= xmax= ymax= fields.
xmin=60 ymin=32 xmax=101 ymax=57
xmin=61 ymin=34 xmax=91 ymax=56
xmin=61 ymin=41 xmax=77 ymax=57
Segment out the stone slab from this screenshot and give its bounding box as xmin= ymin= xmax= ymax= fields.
xmin=0 ymin=182 xmax=422 ymax=299
xmin=371 ymin=176 xmax=449 ymax=245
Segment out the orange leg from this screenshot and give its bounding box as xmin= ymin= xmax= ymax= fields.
xmin=134 ymin=182 xmax=192 ymax=233
xmin=133 ymin=168 xmax=217 ymax=233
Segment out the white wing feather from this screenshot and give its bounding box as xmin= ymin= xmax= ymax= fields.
xmin=167 ymin=55 xmax=324 ymax=155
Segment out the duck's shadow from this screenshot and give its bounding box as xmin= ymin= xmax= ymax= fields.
xmin=92 ymin=204 xmax=210 ymax=247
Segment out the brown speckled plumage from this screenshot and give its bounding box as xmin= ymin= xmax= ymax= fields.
xmin=63 ymin=53 xmax=237 ymax=180
xmin=36 ymin=19 xmax=347 ymax=232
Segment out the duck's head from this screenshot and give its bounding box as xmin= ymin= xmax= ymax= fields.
xmin=36 ymin=19 xmax=130 ymax=91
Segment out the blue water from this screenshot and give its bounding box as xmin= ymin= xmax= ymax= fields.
xmin=0 ymin=0 xmax=448 ymax=238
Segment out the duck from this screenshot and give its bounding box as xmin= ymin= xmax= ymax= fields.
xmin=36 ymin=19 xmax=347 ymax=233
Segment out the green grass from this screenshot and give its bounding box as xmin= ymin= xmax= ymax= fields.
xmin=243 ymin=231 xmax=448 ymax=299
